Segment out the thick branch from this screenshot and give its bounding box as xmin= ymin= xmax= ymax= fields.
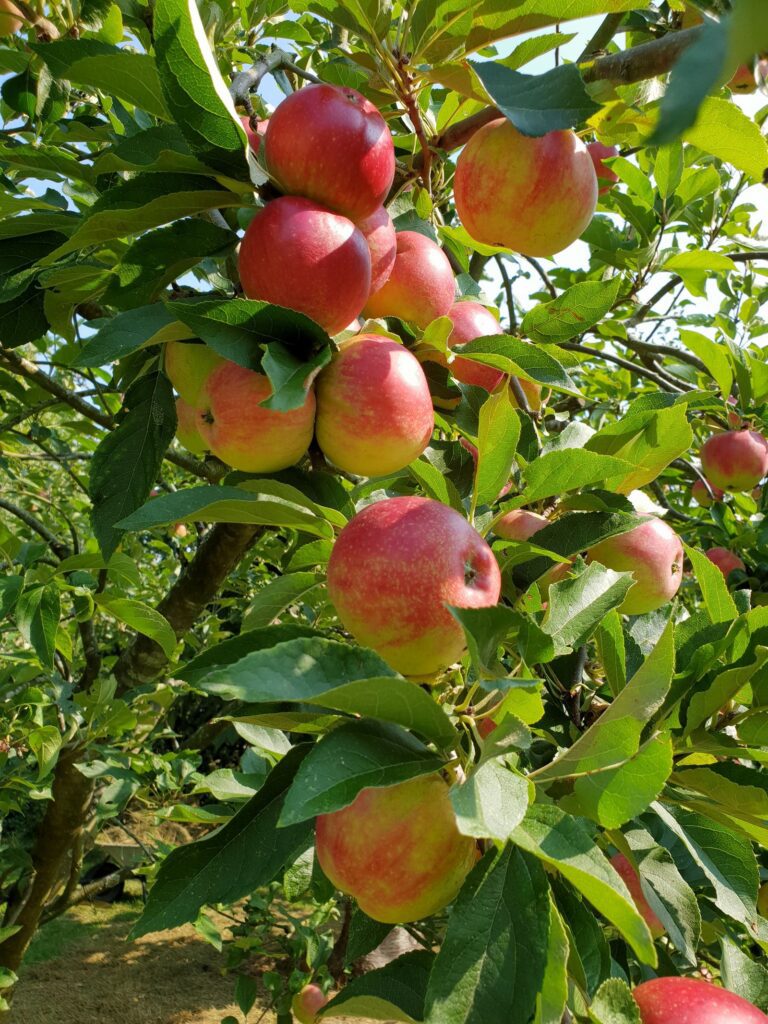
xmin=230 ymin=47 xmax=319 ymax=110
xmin=40 ymin=867 xmax=134 ymax=926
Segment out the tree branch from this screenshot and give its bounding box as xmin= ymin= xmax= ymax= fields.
xmin=578 ymin=12 xmax=626 ymax=61
xmin=230 ymin=47 xmax=319 ymax=111
xmin=521 ymin=256 xmax=557 ymax=299
xmin=560 ymin=342 xmax=683 ymax=392
xmin=0 ymin=498 xmax=69 ymax=559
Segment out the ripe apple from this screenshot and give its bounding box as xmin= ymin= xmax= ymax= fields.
xmin=446 ymin=301 xmax=505 ymax=391
xmin=610 ymin=853 xmax=665 ymax=938
xmin=357 ymin=206 xmax=397 ymax=295
xmin=315 ymin=773 xmax=477 ymax=923
xmin=477 ymin=717 xmax=497 ymax=738
xmin=587 ymin=141 xmax=620 ymax=195
xmin=263 ymin=83 xmax=395 ymax=221
xmin=692 ymin=479 xmax=724 ymax=507
xmin=175 ymin=397 xmax=208 ymax=456
xmin=172 ymin=523 xmax=188 ymax=539
xmin=0 ymin=1 xmax=22 ymax=35
xmin=165 ymin=342 xmax=224 ymax=406
xmin=727 ymin=63 xmax=757 ymax=94
xmin=454 ymin=119 xmax=598 ymax=257
xmin=363 ymin=231 xmax=455 ymax=329
xmin=633 ymin=977 xmax=767 ymax=1024
xmin=291 ymin=984 xmax=329 ymax=1024
xmin=199 ymin=361 xmax=315 ymax=473
xmin=315 ymin=334 xmax=434 ymax=476
xmin=240 ymin=114 xmax=268 ymax=153
xmin=705 ymin=546 xmax=746 ymax=580
xmin=327 ymin=496 xmax=501 ymax=676
xmin=587 ymin=517 xmax=684 ymax=615
xmin=700 ymin=430 xmax=768 ymax=492
xmin=494 ymin=509 xmax=548 ymax=541
xmin=239 ymin=196 xmax=371 ymax=336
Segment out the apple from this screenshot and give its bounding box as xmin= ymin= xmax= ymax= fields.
xmin=315 ymin=334 xmax=434 ymax=476
xmin=494 ymin=509 xmax=549 ymax=541
xmin=587 ymin=517 xmax=684 ymax=615
xmin=727 ymin=63 xmax=757 ymax=94
xmin=727 ymin=395 xmax=742 ymax=429
xmin=700 ymin=430 xmax=768 ymax=492
xmin=454 ymin=119 xmax=598 ymax=258
xmin=610 ymin=853 xmax=665 ymax=938
xmin=327 ymin=495 xmax=501 ymax=676
xmin=587 ymin=141 xmax=620 ymax=195
xmin=239 ymin=196 xmax=371 ymax=336
xmin=477 ymin=717 xmax=497 ymax=738
xmin=240 ymin=114 xmax=268 ymax=153
xmin=705 ymin=546 xmax=746 ymax=580
xmin=172 ymin=523 xmax=188 ymax=539
xmin=681 ymin=4 xmax=703 ymax=28
xmin=509 ymin=377 xmax=543 ymax=412
xmin=175 ymin=397 xmax=208 ymax=456
xmin=199 ymin=361 xmax=315 ymax=473
xmin=165 ymin=342 xmax=224 ymax=406
xmin=357 ymin=206 xmax=397 ymax=295
xmin=315 ymin=773 xmax=477 ymax=923
xmin=0 ymin=1 xmax=22 ymax=35
xmin=633 ymin=977 xmax=767 ymax=1024
xmin=363 ymin=231 xmax=455 ymax=329
xmin=758 ymin=881 xmax=768 ymax=917
xmin=692 ymin=479 xmax=724 ymax=507
xmin=263 ymin=83 xmax=395 ymax=221
xmin=445 ymin=301 xmax=505 ymax=391
xmin=291 ymin=984 xmax=329 ymax=1024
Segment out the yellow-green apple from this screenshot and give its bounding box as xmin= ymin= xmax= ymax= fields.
xmin=199 ymin=361 xmax=315 ymax=473
xmin=692 ymin=479 xmax=724 ymax=507
xmin=315 ymin=334 xmax=434 ymax=476
xmin=363 ymin=231 xmax=455 ymax=329
xmin=0 ymin=1 xmax=22 ymax=34
xmin=587 ymin=141 xmax=619 ymax=195
xmin=633 ymin=977 xmax=767 ymax=1024
xmin=327 ymin=496 xmax=501 ymax=676
xmin=510 ymin=378 xmax=543 ymax=411
xmin=681 ymin=4 xmax=703 ymax=28
xmin=446 ymin=301 xmax=505 ymax=391
xmin=357 ymin=206 xmax=397 ymax=294
xmin=454 ymin=119 xmax=598 ymax=257
xmin=175 ymin=397 xmax=208 ymax=456
xmin=263 ymin=83 xmax=395 ymax=220
xmin=165 ymin=341 xmax=224 ymax=406
xmin=701 ymin=430 xmax=768 ymax=491
xmin=610 ymin=853 xmax=665 ymax=937
xmin=587 ymin=518 xmax=684 ymax=615
xmin=240 ymin=115 xmax=268 ymax=153
xmin=291 ymin=984 xmax=329 ymax=1024
xmin=239 ymin=196 xmax=371 ymax=335
xmin=728 ymin=63 xmax=757 ymax=93
xmin=315 ymin=773 xmax=477 ymax=923
xmin=705 ymin=546 xmax=746 ymax=580
xmin=758 ymin=881 xmax=768 ymax=917
xmin=494 ymin=509 xmax=548 ymax=541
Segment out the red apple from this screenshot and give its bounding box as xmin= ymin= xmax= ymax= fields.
xmin=327 ymin=496 xmax=501 ymax=676
xmin=357 ymin=205 xmax=397 ymax=295
xmin=446 ymin=301 xmax=505 ymax=391
xmin=700 ymin=430 xmax=768 ymax=492
xmin=477 ymin=717 xmax=497 ymax=738
xmin=587 ymin=517 xmax=684 ymax=615
xmin=509 ymin=377 xmax=543 ymax=412
xmin=727 ymin=395 xmax=742 ymax=429
xmin=165 ymin=341 xmax=224 ymax=406
xmin=175 ymin=397 xmax=208 ymax=456
xmin=263 ymin=83 xmax=395 ymax=221
xmin=454 ymin=119 xmax=598 ymax=258
xmin=705 ymin=546 xmax=746 ymax=580
xmin=199 ymin=361 xmax=315 ymax=473
xmin=494 ymin=509 xmax=549 ymax=541
xmin=727 ymin=63 xmax=757 ymax=94
xmin=240 ymin=114 xmax=268 ymax=153
xmin=363 ymin=231 xmax=455 ymax=329
xmin=315 ymin=334 xmax=434 ymax=476
xmin=610 ymin=853 xmax=665 ymax=938
xmin=633 ymin=977 xmax=767 ymax=1024
xmin=239 ymin=196 xmax=371 ymax=335
xmin=315 ymin=773 xmax=477 ymax=923
xmin=172 ymin=523 xmax=189 ymax=539
xmin=587 ymin=141 xmax=620 ymax=195
xmin=0 ymin=1 xmax=22 ymax=35
xmin=692 ymin=479 xmax=724 ymax=507
xmin=291 ymin=984 xmax=329 ymax=1024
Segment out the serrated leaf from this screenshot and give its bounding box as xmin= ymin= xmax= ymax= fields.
xmin=453 ymin=334 xmax=579 ymax=395
xmin=242 ymin=573 xmax=321 ymax=630
xmin=684 ymin=96 xmax=768 ymax=182
xmin=522 ymin=450 xmax=637 ymax=502
xmin=15 ymin=584 xmax=61 ymax=671
xmin=523 ymin=280 xmax=620 ymax=343
xmin=535 ymin=897 xmax=569 ymax=1024
xmin=471 ymin=61 xmax=599 ymax=136
xmin=320 ymin=950 xmax=433 ymax=1023
xmin=27 ymin=725 xmax=61 ymax=779
xmin=542 ymin=562 xmax=635 ymax=655
xmin=473 ymin=388 xmax=520 ymax=513
xmin=95 ymin=595 xmax=176 ymax=658
xmin=74 ymin=303 xmax=191 ymax=367
xmin=686 ymin=544 xmax=737 ymax=624
xmin=450 ymin=758 xmax=529 ymax=841
xmin=721 ymin=936 xmax=768 ymax=1012
xmin=589 ymin=978 xmax=641 ymax=1024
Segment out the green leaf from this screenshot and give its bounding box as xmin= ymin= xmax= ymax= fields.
xmin=409 ymin=457 xmax=465 ymax=512
xmin=131 ymin=747 xmax=312 ymax=938
xmin=721 ymin=936 xmax=768 ymax=1012
xmin=450 ymin=758 xmax=529 ymax=842
xmin=89 ymin=373 xmax=177 ymax=560
xmin=27 ymin=725 xmax=61 ymax=779
xmin=534 ymin=898 xmax=569 ymax=1024
xmin=153 ymin=0 xmax=250 ymax=177
xmin=74 ymin=303 xmax=191 ymax=367
xmin=685 ymin=646 xmax=768 ymax=736
xmin=511 ymin=805 xmax=656 ymax=965
xmin=95 ymin=596 xmax=176 ymax=659
xmin=684 ymin=97 xmax=768 ymax=182
xmin=453 ymin=335 xmax=579 ymax=395
xmin=15 ymin=584 xmax=61 ymax=671
xmin=542 ymin=562 xmax=635 ymax=656
xmin=242 ymin=573 xmax=321 ymax=630
xmin=0 ymin=575 xmax=23 ymax=619
xmin=589 ymin=979 xmax=641 ymax=1024
xmin=686 ymin=545 xmax=737 ymax=624
xmin=92 ymin=125 xmax=212 ymax=177
xmin=198 ymin=636 xmax=458 ymax=748
xmin=448 ymin=604 xmax=519 ymax=675
xmin=279 ymin=720 xmax=444 ymax=825
xmin=663 ymin=251 xmax=737 ymax=298
xmin=425 ymin=846 xmax=550 ymax=1024
xmin=471 ymin=61 xmax=600 ymax=136
xmin=321 ymin=950 xmax=433 ymax=1023
xmin=521 ymin=450 xmax=637 ymax=502
xmin=522 ymin=280 xmax=621 ymax=343
xmin=679 ymin=329 xmax=733 ymax=397
xmin=463 ymin=1 xmax=639 ymax=55
xmin=552 ymin=881 xmax=609 ymax=997
xmin=344 ymin=908 xmax=393 ymax=966
xmin=261 ymin=342 xmax=331 ymax=412
xmin=30 ymin=40 xmax=170 ymax=119
xmin=473 ymin=388 xmax=520 ymax=513
xmin=595 ymin=610 xmax=626 ymax=696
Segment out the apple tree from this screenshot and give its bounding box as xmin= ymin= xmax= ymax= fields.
xmin=2 ymin=1 xmax=768 ymax=1022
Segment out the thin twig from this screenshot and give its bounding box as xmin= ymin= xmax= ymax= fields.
xmin=560 ymin=342 xmax=681 ymax=392
xmin=578 ymin=12 xmax=626 ymax=61
xmin=520 ymin=256 xmax=557 ymax=299
xmin=0 ymin=498 xmax=69 ymax=559
xmin=495 ymin=256 xmax=517 ymax=331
